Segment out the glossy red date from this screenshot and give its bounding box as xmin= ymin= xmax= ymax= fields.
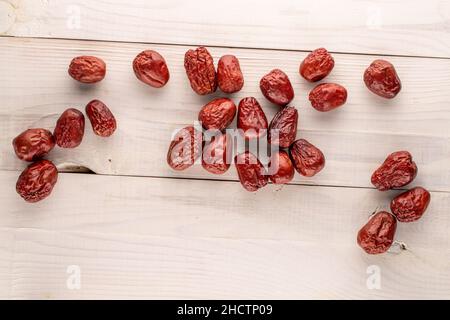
xmin=199 ymin=98 xmax=236 ymax=131
xmin=68 ymin=56 xmax=106 ymax=84
xmin=268 ymin=106 xmax=298 ymax=148
xmin=390 ymin=187 xmax=431 ymax=222
xmin=202 ymin=133 xmax=231 ymax=175
xmin=12 ymin=128 xmax=55 ymax=162
xmin=364 ymin=59 xmax=401 ymax=99
xmin=217 ymin=55 xmax=244 ymax=94
xmin=237 ymin=97 xmax=268 ymax=140
xmin=260 ymin=69 xmax=294 ymax=106
xmin=234 ymin=151 xmax=268 ymax=192
xmin=357 ymin=211 xmax=397 ymax=255
xmin=53 ymin=108 xmax=85 ymax=148
xmin=133 ymin=50 xmax=170 ymax=88
xmin=289 ymin=139 xmax=325 ymax=177
xmin=184 ymin=47 xmax=217 ymax=95
xmin=299 ymin=48 xmax=334 ymax=82
xmin=371 ymin=151 xmax=417 ymax=191
xmin=309 ymin=83 xmax=347 ymax=112
xmin=268 ymin=150 xmax=295 ymax=185
xmin=85 ymin=100 xmax=117 ymax=137
xmin=16 ymin=159 xmax=58 ymax=203
xmin=167 ymin=126 xmax=203 ymax=171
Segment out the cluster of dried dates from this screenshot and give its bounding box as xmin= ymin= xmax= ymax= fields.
xmin=13 ymin=56 xmax=117 ymax=202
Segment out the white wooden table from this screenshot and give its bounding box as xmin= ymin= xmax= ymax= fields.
xmin=0 ymin=0 xmax=449 ymax=299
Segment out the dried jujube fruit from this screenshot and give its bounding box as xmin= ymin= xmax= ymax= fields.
xmin=184 ymin=47 xmax=217 ymax=95
xmin=289 ymin=139 xmax=325 ymax=177
xmin=237 ymin=97 xmax=268 ymax=140
xmin=300 ymin=48 xmax=334 ymax=82
xmin=235 ymin=151 xmax=268 ymax=192
xmin=12 ymin=129 xmax=55 ymax=162
xmin=16 ymin=159 xmax=58 ymax=203
xmin=260 ymin=69 xmax=294 ymax=106
xmin=268 ymin=150 xmax=295 ymax=185
xmin=53 ymin=108 xmax=85 ymax=148
xmin=85 ymin=99 xmax=117 ymax=137
xmin=133 ymin=50 xmax=170 ymax=88
xmin=68 ymin=56 xmax=106 ymax=84
xmin=391 ymin=187 xmax=431 ymax=222
xmin=371 ymin=151 xmax=417 ymax=191
xmin=217 ymin=55 xmax=244 ymax=94
xmin=357 ymin=211 xmax=397 ymax=255
xmin=202 ymin=133 xmax=231 ymax=175
xmin=364 ymin=59 xmax=401 ymax=99
xmin=199 ymin=98 xmax=236 ymax=131
xmin=309 ymin=83 xmax=347 ymax=112
xmin=268 ymin=106 xmax=298 ymax=148
xmin=167 ymin=126 xmax=203 ymax=171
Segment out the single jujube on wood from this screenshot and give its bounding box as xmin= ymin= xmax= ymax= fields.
xmin=237 ymin=97 xmax=268 ymax=140
xmin=167 ymin=126 xmax=203 ymax=171
xmin=133 ymin=50 xmax=170 ymax=88
xmin=202 ymin=133 xmax=231 ymax=175
xmin=217 ymin=55 xmax=244 ymax=94
xmin=184 ymin=47 xmax=217 ymax=95
xmin=364 ymin=59 xmax=401 ymax=99
xmin=371 ymin=151 xmax=417 ymax=191
xmin=68 ymin=56 xmax=106 ymax=84
xmin=289 ymin=139 xmax=325 ymax=177
xmin=85 ymin=99 xmax=117 ymax=137
xmin=198 ymin=98 xmax=237 ymax=131
xmin=235 ymin=151 xmax=268 ymax=192
xmin=268 ymin=150 xmax=295 ymax=185
xmin=309 ymin=83 xmax=347 ymax=112
xmin=300 ymin=48 xmax=334 ymax=82
xmin=12 ymin=128 xmax=55 ymax=162
xmin=260 ymin=69 xmax=294 ymax=106
xmin=53 ymin=108 xmax=85 ymax=148
xmin=357 ymin=211 xmax=397 ymax=255
xmin=268 ymin=106 xmax=298 ymax=148
xmin=391 ymin=187 xmax=431 ymax=222
xmin=16 ymin=159 xmax=58 ymax=203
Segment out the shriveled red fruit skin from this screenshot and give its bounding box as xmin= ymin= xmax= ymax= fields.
xmin=309 ymin=83 xmax=347 ymax=112
xmin=85 ymin=100 xmax=117 ymax=137
xmin=167 ymin=126 xmax=203 ymax=171
xmin=364 ymin=59 xmax=401 ymax=99
xmin=234 ymin=152 xmax=268 ymax=192
xmin=217 ymin=55 xmax=244 ymax=94
xmin=68 ymin=56 xmax=106 ymax=84
xmin=391 ymin=187 xmax=431 ymax=222
xmin=16 ymin=159 xmax=58 ymax=203
xmin=299 ymin=48 xmax=334 ymax=82
xmin=133 ymin=50 xmax=170 ymax=88
xmin=260 ymin=69 xmax=294 ymax=106
xmin=199 ymin=98 xmax=236 ymax=131
xmin=237 ymin=97 xmax=268 ymax=140
xmin=12 ymin=129 xmax=55 ymax=162
xmin=357 ymin=211 xmax=397 ymax=255
xmin=269 ymin=150 xmax=295 ymax=185
xmin=53 ymin=108 xmax=85 ymax=148
xmin=202 ymin=133 xmax=231 ymax=175
xmin=268 ymin=106 xmax=298 ymax=148
xmin=184 ymin=47 xmax=217 ymax=95
xmin=371 ymin=151 xmax=417 ymax=191
xmin=289 ymin=139 xmax=325 ymax=177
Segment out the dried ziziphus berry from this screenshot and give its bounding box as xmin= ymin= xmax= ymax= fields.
xmin=300 ymin=48 xmax=334 ymax=82
xmin=364 ymin=59 xmax=401 ymax=99
xmin=16 ymin=159 xmax=58 ymax=203
xmin=68 ymin=56 xmax=106 ymax=84
xmin=237 ymin=97 xmax=268 ymax=140
xmin=198 ymin=98 xmax=236 ymax=131
xmin=371 ymin=151 xmax=417 ymax=191
xmin=260 ymin=69 xmax=294 ymax=106
xmin=390 ymin=187 xmax=431 ymax=222
xmin=202 ymin=133 xmax=231 ymax=175
xmin=235 ymin=151 xmax=268 ymax=192
xmin=357 ymin=211 xmax=397 ymax=255
xmin=12 ymin=129 xmax=55 ymax=162
xmin=167 ymin=126 xmax=203 ymax=171
xmin=184 ymin=47 xmax=217 ymax=95
xmin=268 ymin=150 xmax=295 ymax=185
xmin=85 ymin=100 xmax=117 ymax=137
xmin=217 ymin=55 xmax=244 ymax=93
xmin=53 ymin=108 xmax=85 ymax=148
xmin=133 ymin=50 xmax=170 ymax=88
xmin=309 ymin=83 xmax=347 ymax=112
xmin=289 ymin=139 xmax=325 ymax=177
xmin=268 ymin=106 xmax=298 ymax=148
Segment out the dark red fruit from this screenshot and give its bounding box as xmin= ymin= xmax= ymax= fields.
xmin=16 ymin=159 xmax=58 ymax=203
xmin=202 ymin=133 xmax=231 ymax=175
xmin=184 ymin=47 xmax=217 ymax=95
xmin=364 ymin=59 xmax=401 ymax=99
xmin=68 ymin=56 xmax=106 ymax=84
xmin=167 ymin=126 xmax=203 ymax=171
xmin=391 ymin=187 xmax=431 ymax=222
xmin=300 ymin=48 xmax=334 ymax=82
xmin=357 ymin=211 xmax=397 ymax=255
xmin=234 ymin=152 xmax=268 ymax=192
xmin=260 ymin=69 xmax=294 ymax=106
xmin=133 ymin=50 xmax=170 ymax=88
xmin=12 ymin=129 xmax=55 ymax=162
xmin=199 ymin=98 xmax=236 ymax=131
xmin=289 ymin=139 xmax=325 ymax=177
xmin=85 ymin=100 xmax=117 ymax=137
xmin=217 ymin=55 xmax=244 ymax=94
xmin=268 ymin=106 xmax=298 ymax=148
xmin=237 ymin=97 xmax=268 ymax=140
xmin=53 ymin=108 xmax=85 ymax=148
xmin=371 ymin=151 xmax=417 ymax=191
xmin=268 ymin=150 xmax=295 ymax=185
xmin=309 ymin=83 xmax=347 ymax=112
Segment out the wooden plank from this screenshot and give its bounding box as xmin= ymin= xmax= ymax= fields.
xmin=0 ymin=0 xmax=449 ymax=57
xmin=1 ymin=37 xmax=450 ymax=190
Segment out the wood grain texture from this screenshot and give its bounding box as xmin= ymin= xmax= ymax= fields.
xmin=1 ymin=37 xmax=450 ymax=191
xmin=0 ymin=0 xmax=449 ymax=57
xmin=1 ymin=171 xmax=449 ymax=299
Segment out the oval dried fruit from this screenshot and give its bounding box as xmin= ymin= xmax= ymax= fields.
xmin=371 ymin=151 xmax=417 ymax=191
xmin=289 ymin=139 xmax=325 ymax=177
xmin=300 ymin=48 xmax=334 ymax=82
xmin=68 ymin=56 xmax=106 ymax=84
xmin=53 ymin=108 xmax=85 ymax=148
xmin=268 ymin=106 xmax=298 ymax=148
xmin=167 ymin=126 xmax=203 ymax=171
xmin=364 ymin=59 xmax=401 ymax=99
xmin=309 ymin=83 xmax=347 ymax=112
xmin=12 ymin=128 xmax=55 ymax=162
xmin=237 ymin=97 xmax=268 ymax=140
xmin=184 ymin=47 xmax=217 ymax=95
xmin=260 ymin=69 xmax=294 ymax=106
xmin=199 ymin=98 xmax=236 ymax=131
xmin=16 ymin=159 xmax=58 ymax=203
xmin=268 ymin=150 xmax=295 ymax=185
xmin=390 ymin=187 xmax=431 ymax=222
xmin=85 ymin=100 xmax=117 ymax=137
xmin=217 ymin=55 xmax=244 ymax=94
xmin=234 ymin=151 xmax=268 ymax=192
xmin=357 ymin=211 xmax=397 ymax=255
xmin=133 ymin=50 xmax=170 ymax=88
xmin=202 ymin=133 xmax=231 ymax=175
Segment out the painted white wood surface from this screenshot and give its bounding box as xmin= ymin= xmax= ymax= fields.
xmin=1 ymin=37 xmax=450 ymax=191
xmin=0 ymin=171 xmax=449 ymax=299
xmin=0 ymin=0 xmax=449 ymax=57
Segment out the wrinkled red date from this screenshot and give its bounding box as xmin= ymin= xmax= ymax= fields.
xmin=364 ymin=59 xmax=401 ymax=99
xmin=260 ymin=69 xmax=294 ymax=106
xmin=217 ymin=55 xmax=244 ymax=94
xmin=237 ymin=97 xmax=268 ymax=140
xmin=309 ymin=83 xmax=347 ymax=112
xmin=299 ymin=48 xmax=334 ymax=82
xmin=390 ymin=187 xmax=431 ymax=222
xmin=371 ymin=151 xmax=417 ymax=191
xmin=234 ymin=151 xmax=268 ymax=192
xmin=85 ymin=100 xmax=117 ymax=137
xmin=202 ymin=133 xmax=231 ymax=175
xmin=289 ymin=139 xmax=325 ymax=177
xmin=268 ymin=150 xmax=295 ymax=185
xmin=133 ymin=50 xmax=170 ymax=88
xmin=268 ymin=106 xmax=298 ymax=148
xmin=184 ymin=47 xmax=217 ymax=95
xmin=54 ymin=108 xmax=85 ymax=148
xmin=12 ymin=129 xmax=55 ymax=162
xmin=199 ymin=98 xmax=236 ymax=131
xmin=357 ymin=211 xmax=397 ymax=255
xmin=68 ymin=56 xmax=106 ymax=84
xmin=167 ymin=126 xmax=203 ymax=171
xmin=16 ymin=159 xmax=58 ymax=203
